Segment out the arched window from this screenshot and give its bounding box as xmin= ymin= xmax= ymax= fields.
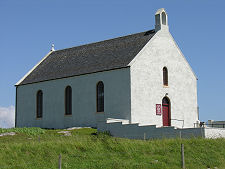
xmin=65 ymin=86 xmax=72 ymax=115
xmin=36 ymin=90 xmax=43 ymax=118
xmin=162 ymin=12 xmax=167 ymax=25
xmin=97 ymin=81 xmax=104 ymax=112
xmin=163 ymin=67 xmax=168 ymax=86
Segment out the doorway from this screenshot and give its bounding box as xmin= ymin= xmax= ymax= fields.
xmin=162 ymin=97 xmax=170 ymax=126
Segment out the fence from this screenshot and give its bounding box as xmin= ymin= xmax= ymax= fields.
xmin=206 ymin=123 xmax=225 ymax=128
xmin=195 ymin=122 xmax=225 ymax=128
xmin=194 ymin=122 xmax=225 ymax=129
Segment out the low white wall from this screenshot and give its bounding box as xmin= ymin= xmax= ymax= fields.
xmin=96 ymin=115 xmax=204 ymax=139
xmin=204 ymin=127 xmax=225 ymax=139
xmin=96 ymin=115 xmax=225 ymax=139
xmin=105 ymin=121 xmax=203 ymax=139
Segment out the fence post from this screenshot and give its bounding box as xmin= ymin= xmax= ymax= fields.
xmin=58 ymin=154 xmax=62 ymax=169
xmin=181 ymin=144 xmax=185 ymax=169
xmin=200 ymin=127 xmax=204 ymax=138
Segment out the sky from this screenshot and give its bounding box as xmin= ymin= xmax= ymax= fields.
xmin=0 ymin=0 xmax=225 ymax=128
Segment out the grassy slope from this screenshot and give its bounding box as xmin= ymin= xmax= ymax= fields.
xmin=0 ymin=128 xmax=225 ymax=169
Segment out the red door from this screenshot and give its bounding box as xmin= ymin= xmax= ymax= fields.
xmin=162 ymin=97 xmax=170 ymax=126
xmin=163 ymin=104 xmax=170 ymax=126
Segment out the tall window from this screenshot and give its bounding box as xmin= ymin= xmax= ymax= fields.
xmin=163 ymin=67 xmax=168 ymax=86
xmin=36 ymin=90 xmax=43 ymax=118
xmin=97 ymin=81 xmax=104 ymax=112
xmin=65 ymin=86 xmax=72 ymax=115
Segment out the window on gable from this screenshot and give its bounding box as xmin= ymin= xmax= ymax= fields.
xmin=36 ymin=90 xmax=43 ymax=118
xmin=163 ymin=67 xmax=168 ymax=86
xmin=65 ymin=86 xmax=72 ymax=115
xmin=162 ymin=12 xmax=167 ymax=25
xmin=97 ymin=81 xmax=104 ymax=112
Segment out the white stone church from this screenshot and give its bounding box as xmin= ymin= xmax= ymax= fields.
xmin=15 ymin=9 xmax=199 ymax=130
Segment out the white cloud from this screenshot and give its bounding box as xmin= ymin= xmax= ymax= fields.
xmin=0 ymin=106 xmax=15 ymax=128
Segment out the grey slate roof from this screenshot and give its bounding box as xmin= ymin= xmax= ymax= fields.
xmin=18 ymin=29 xmax=156 ymax=85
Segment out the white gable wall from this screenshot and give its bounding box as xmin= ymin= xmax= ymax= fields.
xmin=16 ymin=68 xmax=131 ymax=129
xmin=130 ymin=29 xmax=198 ymax=128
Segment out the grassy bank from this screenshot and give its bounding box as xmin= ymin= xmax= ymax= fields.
xmin=0 ymin=128 xmax=224 ymax=169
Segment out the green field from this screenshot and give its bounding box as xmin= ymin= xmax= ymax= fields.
xmin=0 ymin=127 xmax=225 ymax=169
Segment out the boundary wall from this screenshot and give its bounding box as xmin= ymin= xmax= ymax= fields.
xmin=96 ymin=113 xmax=225 ymax=139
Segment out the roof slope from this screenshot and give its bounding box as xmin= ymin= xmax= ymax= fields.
xmin=18 ymin=29 xmax=156 ymax=85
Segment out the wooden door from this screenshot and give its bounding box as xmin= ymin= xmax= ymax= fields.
xmin=162 ymin=97 xmax=170 ymax=126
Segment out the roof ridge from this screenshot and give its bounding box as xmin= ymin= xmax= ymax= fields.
xmin=55 ymin=29 xmax=155 ymax=53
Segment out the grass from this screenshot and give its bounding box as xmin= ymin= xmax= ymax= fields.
xmin=0 ymin=128 xmax=225 ymax=169
xmin=0 ymin=127 xmax=45 ymax=136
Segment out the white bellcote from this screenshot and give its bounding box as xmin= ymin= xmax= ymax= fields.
xmin=155 ymin=8 xmax=169 ymax=32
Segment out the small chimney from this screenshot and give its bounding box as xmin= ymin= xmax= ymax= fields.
xmin=155 ymin=8 xmax=169 ymax=32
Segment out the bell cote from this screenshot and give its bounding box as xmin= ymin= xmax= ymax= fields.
xmin=155 ymin=8 xmax=169 ymax=32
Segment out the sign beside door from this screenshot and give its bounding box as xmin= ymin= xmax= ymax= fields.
xmin=156 ymin=104 xmax=161 ymax=115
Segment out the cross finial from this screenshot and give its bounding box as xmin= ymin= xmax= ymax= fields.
xmin=51 ymin=44 xmax=55 ymax=51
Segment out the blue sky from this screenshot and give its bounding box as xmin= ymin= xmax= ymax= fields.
xmin=0 ymin=0 xmax=225 ymax=125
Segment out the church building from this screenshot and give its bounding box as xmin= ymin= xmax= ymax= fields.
xmin=15 ymin=9 xmax=198 ymax=129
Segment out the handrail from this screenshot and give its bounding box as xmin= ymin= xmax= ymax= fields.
xmin=170 ymin=119 xmax=184 ymax=128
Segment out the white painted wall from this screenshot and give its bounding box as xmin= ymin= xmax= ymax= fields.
xmin=205 ymin=128 xmax=225 ymax=138
xmin=16 ymin=68 xmax=131 ymax=129
xmin=95 ymin=116 xmax=205 ymax=139
xmin=130 ymin=29 xmax=198 ymax=128
xmin=96 ymin=116 xmax=225 ymax=139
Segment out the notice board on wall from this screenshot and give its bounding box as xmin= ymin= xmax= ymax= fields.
xmin=156 ymin=104 xmax=161 ymax=115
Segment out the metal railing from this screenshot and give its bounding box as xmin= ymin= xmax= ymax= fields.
xmin=170 ymin=119 xmax=184 ymax=128
xmin=206 ymin=123 xmax=225 ymax=128
xmin=194 ymin=122 xmax=225 ymax=128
